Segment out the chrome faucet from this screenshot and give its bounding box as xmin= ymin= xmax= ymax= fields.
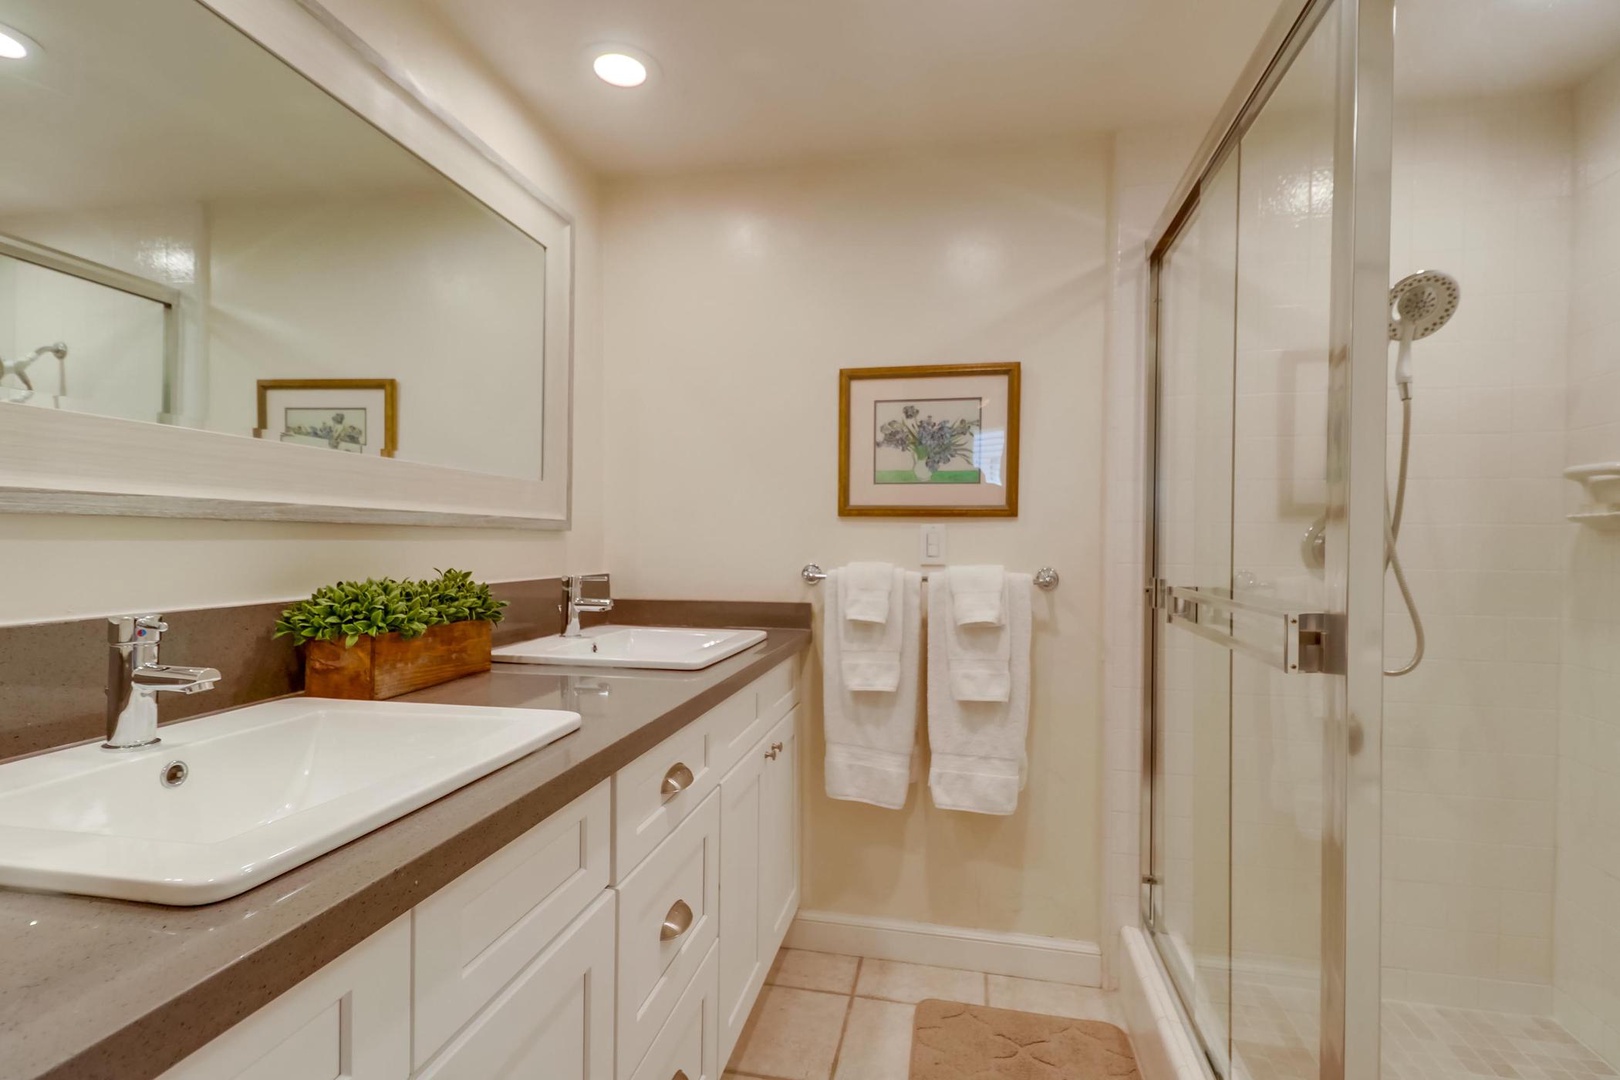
xmin=104 ymin=615 xmax=221 ymax=750
xmin=562 ymin=574 xmax=613 ymax=638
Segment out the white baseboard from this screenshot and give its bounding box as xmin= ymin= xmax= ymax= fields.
xmin=785 ymin=910 xmax=1102 ymax=987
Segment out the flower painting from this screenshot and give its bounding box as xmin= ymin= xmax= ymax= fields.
xmin=282 ymin=408 xmax=367 ymax=452
xmin=874 ymin=398 xmax=983 ymax=484
xmin=256 ymin=379 xmax=398 ymax=458
xmin=840 ymin=363 xmax=1019 ymax=517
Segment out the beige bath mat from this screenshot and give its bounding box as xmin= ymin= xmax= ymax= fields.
xmin=910 ymin=999 xmax=1141 ymax=1079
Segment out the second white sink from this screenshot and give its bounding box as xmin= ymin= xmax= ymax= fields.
xmin=493 ymin=625 xmax=768 ymax=670
xmin=0 ymin=697 xmax=579 ymax=905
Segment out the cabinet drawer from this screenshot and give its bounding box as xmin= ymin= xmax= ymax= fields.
xmin=159 ymin=915 xmax=409 ymax=1080
xmin=616 ymin=790 xmax=721 ymax=1080
xmin=416 ymin=892 xmax=616 ymax=1080
xmin=710 ymin=660 xmax=798 ymax=780
xmin=414 ymin=781 xmax=611 ymax=1067
xmin=614 ymin=698 xmax=737 ymax=881
xmin=631 ymin=942 xmax=720 ymax=1080
xmin=755 ymin=659 xmax=798 ymax=727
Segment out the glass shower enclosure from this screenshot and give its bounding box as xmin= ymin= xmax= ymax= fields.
xmin=1145 ymin=0 xmax=1620 ymax=1077
xmin=1143 ymin=2 xmax=1390 ymax=1079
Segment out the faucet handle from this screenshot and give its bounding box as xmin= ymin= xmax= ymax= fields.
xmin=109 ymin=614 xmax=168 ymax=645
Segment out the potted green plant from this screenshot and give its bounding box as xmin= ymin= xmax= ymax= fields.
xmin=275 ymin=569 xmax=507 ymax=700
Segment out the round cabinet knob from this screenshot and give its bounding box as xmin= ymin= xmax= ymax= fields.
xmin=661 ymin=762 xmax=694 ymax=800
xmin=661 ymin=898 xmax=694 ymax=942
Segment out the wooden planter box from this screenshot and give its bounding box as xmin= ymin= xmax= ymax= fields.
xmin=303 ymin=621 xmax=493 ymax=700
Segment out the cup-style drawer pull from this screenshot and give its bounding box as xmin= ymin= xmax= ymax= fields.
xmin=661 ymin=898 xmax=694 ymax=941
xmin=661 ymin=762 xmax=695 ymax=800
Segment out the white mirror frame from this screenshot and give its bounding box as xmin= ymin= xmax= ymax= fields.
xmin=0 ymin=0 xmax=572 ymax=529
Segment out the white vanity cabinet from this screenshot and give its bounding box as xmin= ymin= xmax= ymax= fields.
xmin=717 ymin=707 xmax=801 ymax=1063
xmin=155 ymin=654 xmax=800 ymax=1080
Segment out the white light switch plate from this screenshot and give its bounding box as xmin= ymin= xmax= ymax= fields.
xmin=920 ymin=524 xmax=947 ymax=566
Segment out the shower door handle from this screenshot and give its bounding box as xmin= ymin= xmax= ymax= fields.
xmin=1151 ymin=581 xmax=1332 ymax=675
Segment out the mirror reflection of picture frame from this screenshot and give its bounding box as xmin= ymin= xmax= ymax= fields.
xmin=256 ymin=379 xmax=398 ymax=458
xmin=839 ymin=362 xmax=1020 ymax=517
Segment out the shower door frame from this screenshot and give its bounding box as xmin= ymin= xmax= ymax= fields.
xmin=1138 ymin=1 xmax=1394 ymax=1079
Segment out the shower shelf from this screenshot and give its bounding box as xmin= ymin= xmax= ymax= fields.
xmin=1567 ymin=510 xmax=1620 ymax=530
xmin=1562 ymin=463 xmax=1620 ymax=527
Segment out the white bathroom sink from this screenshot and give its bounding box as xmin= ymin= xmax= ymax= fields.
xmin=493 ymin=625 xmax=768 ymax=670
xmin=0 ymin=697 xmax=579 ymax=905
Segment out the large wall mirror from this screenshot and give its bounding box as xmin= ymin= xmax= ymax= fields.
xmin=0 ymin=0 xmax=572 ymax=527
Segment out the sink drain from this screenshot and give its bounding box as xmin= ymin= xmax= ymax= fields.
xmin=160 ymin=760 xmax=189 ymax=788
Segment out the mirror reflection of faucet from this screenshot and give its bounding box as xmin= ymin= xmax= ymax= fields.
xmin=559 ymin=675 xmax=611 ymax=712
xmin=0 ymin=342 xmax=69 ymax=402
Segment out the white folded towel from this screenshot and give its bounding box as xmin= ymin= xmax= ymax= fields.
xmin=942 ymin=570 xmax=1012 ymax=702
xmin=838 ymin=565 xmax=906 ymax=691
xmin=927 ymin=571 xmax=1032 ymax=815
xmin=824 ymin=568 xmax=923 ymax=809
xmin=947 ymin=565 xmax=1005 ymax=626
xmin=842 ymin=561 xmax=895 ymax=624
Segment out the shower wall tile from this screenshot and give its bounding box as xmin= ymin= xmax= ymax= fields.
xmin=1558 ymin=51 xmax=1620 ymax=1067
xmin=1379 ymin=90 xmax=1575 ymax=1011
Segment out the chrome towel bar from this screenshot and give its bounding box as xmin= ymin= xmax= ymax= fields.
xmin=801 ymin=563 xmax=1059 ymax=591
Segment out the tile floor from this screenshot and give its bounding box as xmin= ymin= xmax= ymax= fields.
xmin=724 ymin=948 xmax=1126 ymax=1080
xmin=1224 ymin=966 xmax=1618 ymax=1080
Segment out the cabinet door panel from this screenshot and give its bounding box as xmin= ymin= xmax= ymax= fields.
xmin=717 ymin=739 xmax=767 ymax=1064
xmin=159 ymin=916 xmax=409 ymax=1080
xmin=759 ymin=708 xmax=800 ymax=950
xmin=416 ymin=892 xmax=616 ymax=1080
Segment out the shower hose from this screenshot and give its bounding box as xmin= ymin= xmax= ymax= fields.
xmin=1385 ymin=396 xmax=1424 ymax=676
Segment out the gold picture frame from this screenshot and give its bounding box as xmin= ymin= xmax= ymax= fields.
xmin=256 ymin=379 xmax=398 ymax=458
xmin=838 ymin=362 xmax=1020 ymax=518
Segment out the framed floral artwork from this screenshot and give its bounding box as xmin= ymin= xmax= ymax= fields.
xmin=255 ymin=379 xmax=397 ymax=457
xmin=838 ymin=362 xmax=1020 ymax=517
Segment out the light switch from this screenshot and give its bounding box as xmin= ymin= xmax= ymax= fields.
xmin=920 ymin=524 xmax=947 ymax=566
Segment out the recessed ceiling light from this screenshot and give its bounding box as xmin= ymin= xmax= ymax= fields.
xmin=0 ymin=23 xmax=38 ymax=60
xmin=593 ymin=51 xmax=648 ymax=88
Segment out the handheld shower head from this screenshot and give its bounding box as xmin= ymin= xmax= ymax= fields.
xmin=1388 ymin=270 xmax=1459 ymax=342
xmin=1388 ymin=270 xmax=1459 ymax=402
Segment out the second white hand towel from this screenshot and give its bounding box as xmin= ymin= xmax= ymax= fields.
xmin=947 ymin=565 xmax=1005 ymax=626
xmin=839 ymin=565 xmax=904 ymax=691
xmin=927 ymin=571 xmax=1033 ymax=815
xmin=842 ymin=561 xmax=895 ymax=624
xmin=824 ymin=568 xmax=923 ymax=809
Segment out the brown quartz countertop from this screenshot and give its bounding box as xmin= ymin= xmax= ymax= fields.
xmin=0 ymin=629 xmax=809 ymax=1080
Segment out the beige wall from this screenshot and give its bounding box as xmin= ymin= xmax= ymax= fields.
xmin=601 ymin=143 xmax=1112 ymax=943
xmin=0 ymin=0 xmax=604 ymax=626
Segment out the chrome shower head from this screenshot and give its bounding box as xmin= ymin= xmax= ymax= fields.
xmin=1388 ymin=270 xmax=1459 ymax=341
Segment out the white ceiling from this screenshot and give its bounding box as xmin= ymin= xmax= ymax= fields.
xmin=423 ymin=0 xmax=1620 ymax=177
xmin=420 ymin=0 xmax=1283 ymax=175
